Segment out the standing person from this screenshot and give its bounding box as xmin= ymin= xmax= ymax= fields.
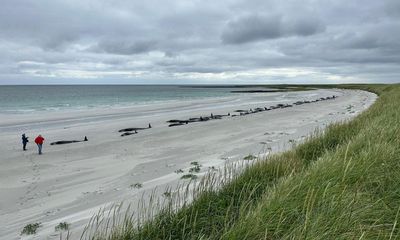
xmin=34 ymin=134 xmax=45 ymax=155
xmin=21 ymin=134 xmax=29 ymax=151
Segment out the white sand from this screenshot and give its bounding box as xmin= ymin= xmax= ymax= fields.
xmin=0 ymin=89 xmax=376 ymax=240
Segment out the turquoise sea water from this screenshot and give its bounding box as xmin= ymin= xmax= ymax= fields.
xmin=0 ymin=85 xmax=237 ymax=113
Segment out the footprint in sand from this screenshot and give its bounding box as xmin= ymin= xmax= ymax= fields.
xmin=44 ymin=208 xmax=61 ymax=216
xmin=18 ymin=155 xmax=42 ymax=206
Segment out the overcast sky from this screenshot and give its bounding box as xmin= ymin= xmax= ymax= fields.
xmin=0 ymin=0 xmax=399 ymax=84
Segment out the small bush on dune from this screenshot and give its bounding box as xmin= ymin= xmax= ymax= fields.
xmin=55 ymin=222 xmax=69 ymax=231
xmin=189 ymin=165 xmax=201 ymax=173
xmin=130 ymin=183 xmax=143 ymax=189
xmin=180 ymin=174 xmax=197 ymax=180
xmin=174 ymin=169 xmax=184 ymax=174
xmin=21 ymin=223 xmax=41 ymax=235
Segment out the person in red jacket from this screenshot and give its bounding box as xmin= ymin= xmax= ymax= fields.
xmin=34 ymin=134 xmax=45 ymax=155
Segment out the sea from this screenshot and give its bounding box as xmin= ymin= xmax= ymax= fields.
xmin=0 ymin=85 xmax=240 ymax=114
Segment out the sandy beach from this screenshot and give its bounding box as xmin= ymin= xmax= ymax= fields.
xmin=0 ymin=89 xmax=376 ymax=239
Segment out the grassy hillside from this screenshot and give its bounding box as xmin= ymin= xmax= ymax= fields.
xmin=86 ymin=84 xmax=399 ymax=240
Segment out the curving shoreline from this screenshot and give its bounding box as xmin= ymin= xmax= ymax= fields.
xmin=0 ymin=89 xmax=376 ymax=239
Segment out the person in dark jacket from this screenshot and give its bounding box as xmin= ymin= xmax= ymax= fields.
xmin=34 ymin=134 xmax=45 ymax=155
xmin=22 ymin=134 xmax=29 ymax=151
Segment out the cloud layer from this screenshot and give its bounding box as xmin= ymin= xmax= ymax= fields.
xmin=0 ymin=0 xmax=399 ymax=84
xmin=221 ymin=13 xmax=324 ymax=44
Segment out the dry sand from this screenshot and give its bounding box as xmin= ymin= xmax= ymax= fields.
xmin=0 ymin=89 xmax=376 ymax=239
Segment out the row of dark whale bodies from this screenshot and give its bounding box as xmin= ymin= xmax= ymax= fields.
xmin=165 ymin=95 xmax=338 ymax=127
xmin=50 ymin=95 xmax=337 ymax=143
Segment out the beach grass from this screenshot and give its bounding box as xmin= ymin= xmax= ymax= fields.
xmin=180 ymin=173 xmax=198 ymax=180
xmin=55 ymin=222 xmax=70 ymax=231
xmin=21 ymin=222 xmax=41 ymax=235
xmin=82 ymin=84 xmax=399 ymax=240
xmin=130 ymin=183 xmax=143 ymax=189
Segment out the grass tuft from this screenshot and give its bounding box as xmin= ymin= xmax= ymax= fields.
xmin=180 ymin=174 xmax=197 ymax=180
xmin=130 ymin=183 xmax=143 ymax=189
xmin=21 ymin=223 xmax=41 ymax=235
xmin=55 ymin=222 xmax=70 ymax=231
xmin=189 ymin=165 xmax=201 ymax=173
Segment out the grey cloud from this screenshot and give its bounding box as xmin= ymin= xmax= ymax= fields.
xmin=345 ymin=35 xmax=379 ymax=50
xmin=221 ymin=15 xmax=282 ymax=44
xmin=221 ymin=14 xmax=324 ymax=44
xmin=384 ymin=0 xmax=400 ymax=17
xmin=0 ymin=0 xmax=399 ymax=84
xmin=95 ymin=40 xmax=158 ymax=55
xmin=288 ymin=17 xmax=325 ymax=37
xmin=0 ymin=0 xmax=151 ymax=51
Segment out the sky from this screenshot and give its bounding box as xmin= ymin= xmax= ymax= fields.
xmin=0 ymin=0 xmax=399 ymax=85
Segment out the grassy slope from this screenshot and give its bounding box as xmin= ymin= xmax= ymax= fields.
xmin=91 ymin=84 xmax=399 ymax=240
xmin=222 ymin=84 xmax=400 ymax=239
